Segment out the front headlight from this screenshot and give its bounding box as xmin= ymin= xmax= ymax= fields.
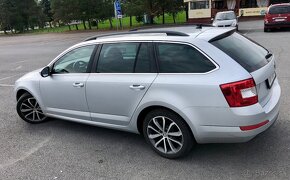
xmin=231 ymin=21 xmax=237 ymax=27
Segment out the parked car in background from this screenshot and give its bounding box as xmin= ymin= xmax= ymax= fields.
xmin=15 ymin=26 xmax=280 ymax=159
xmin=212 ymin=11 xmax=239 ymax=30
xmin=264 ymin=3 xmax=290 ymax=32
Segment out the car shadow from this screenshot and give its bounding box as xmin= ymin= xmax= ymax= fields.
xmin=27 ymin=117 xmax=284 ymax=164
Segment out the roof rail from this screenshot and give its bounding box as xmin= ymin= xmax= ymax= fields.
xmin=84 ymin=31 xmax=189 ymax=41
xmin=130 ymin=23 xmax=213 ymax=31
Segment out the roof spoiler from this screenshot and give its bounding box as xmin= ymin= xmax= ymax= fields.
xmin=208 ymin=29 xmax=236 ymax=42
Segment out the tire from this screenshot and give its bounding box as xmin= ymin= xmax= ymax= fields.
xmin=16 ymin=93 xmax=48 ymax=124
xmin=143 ymin=109 xmax=195 ymax=159
xmin=264 ymin=27 xmax=270 ymax=32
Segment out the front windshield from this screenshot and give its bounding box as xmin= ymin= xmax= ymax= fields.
xmin=215 ymin=12 xmax=236 ymax=20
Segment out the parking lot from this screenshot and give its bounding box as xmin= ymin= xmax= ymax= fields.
xmin=0 ymin=21 xmax=289 ymax=179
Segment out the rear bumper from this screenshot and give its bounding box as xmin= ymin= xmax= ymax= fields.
xmin=183 ymin=80 xmax=281 ymax=144
xmin=264 ymin=22 xmax=290 ymax=28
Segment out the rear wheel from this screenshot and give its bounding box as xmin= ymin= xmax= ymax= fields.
xmin=17 ymin=93 xmax=48 ymax=124
xmin=143 ymin=109 xmax=194 ymax=159
xmin=264 ymin=27 xmax=270 ymax=32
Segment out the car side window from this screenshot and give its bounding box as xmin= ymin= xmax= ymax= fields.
xmin=53 ymin=45 xmax=95 ymax=74
xmin=156 ymin=43 xmax=216 ymax=73
xmin=135 ymin=43 xmax=151 ymax=73
xmin=97 ymin=43 xmax=140 ymax=73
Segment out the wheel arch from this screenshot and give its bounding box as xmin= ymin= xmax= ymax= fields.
xmin=16 ymin=89 xmax=32 ymax=101
xmin=135 ymin=104 xmax=197 ymax=141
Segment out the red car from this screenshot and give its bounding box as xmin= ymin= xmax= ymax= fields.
xmin=264 ymin=3 xmax=290 ymax=32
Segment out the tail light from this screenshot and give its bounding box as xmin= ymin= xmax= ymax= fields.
xmin=220 ymin=78 xmax=258 ymax=107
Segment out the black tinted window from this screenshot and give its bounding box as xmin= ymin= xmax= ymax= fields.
xmin=269 ymin=5 xmax=290 ymax=14
xmin=156 ymin=43 xmax=216 ymax=73
xmin=97 ymin=43 xmax=139 ymax=73
xmin=135 ymin=43 xmax=151 ymax=73
xmin=211 ymin=32 xmax=268 ymax=72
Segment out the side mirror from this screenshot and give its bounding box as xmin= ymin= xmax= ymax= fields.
xmin=40 ymin=66 xmax=51 ymax=77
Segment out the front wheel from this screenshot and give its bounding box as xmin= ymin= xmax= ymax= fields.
xmin=17 ymin=93 xmax=48 ymax=124
xmin=143 ymin=109 xmax=194 ymax=159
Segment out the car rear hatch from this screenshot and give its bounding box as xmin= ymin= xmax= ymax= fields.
xmin=267 ymin=5 xmax=290 ymax=23
xmin=210 ymin=31 xmax=276 ymax=107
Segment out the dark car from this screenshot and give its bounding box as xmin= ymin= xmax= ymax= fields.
xmin=264 ymin=3 xmax=290 ymax=32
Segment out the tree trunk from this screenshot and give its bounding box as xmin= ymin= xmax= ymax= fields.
xmin=149 ymin=15 xmax=154 ymax=24
xmin=83 ymin=20 xmax=87 ymax=30
xmin=185 ymin=4 xmax=189 ymax=22
xmin=68 ymin=25 xmax=71 ymax=31
xmin=173 ymin=13 xmax=176 ymax=24
xmin=75 ymin=24 xmax=78 ymax=30
xmin=162 ymin=9 xmax=165 ymax=24
xmin=49 ymin=22 xmax=52 ymax=28
xmin=109 ymin=18 xmax=113 ymax=29
xmin=88 ymin=19 xmax=92 ymax=30
xmin=119 ymin=19 xmax=122 ymax=28
xmin=96 ymin=20 xmax=99 ymax=29
xmin=130 ymin=16 xmax=132 ymax=27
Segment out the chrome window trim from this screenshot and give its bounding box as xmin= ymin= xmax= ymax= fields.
xmin=94 ymin=40 xmax=219 ymax=75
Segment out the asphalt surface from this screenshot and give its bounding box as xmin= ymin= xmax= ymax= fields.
xmin=0 ymin=21 xmax=289 ymax=180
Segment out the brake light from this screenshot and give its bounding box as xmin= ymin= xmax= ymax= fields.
xmin=220 ymin=78 xmax=258 ymax=107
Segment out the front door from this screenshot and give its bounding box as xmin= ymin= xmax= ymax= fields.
xmin=40 ymin=45 xmax=96 ymax=120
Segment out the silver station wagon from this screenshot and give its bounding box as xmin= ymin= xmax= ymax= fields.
xmin=15 ymin=26 xmax=281 ymax=158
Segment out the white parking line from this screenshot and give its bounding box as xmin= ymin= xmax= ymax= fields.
xmin=0 ymin=84 xmax=14 ymax=87
xmin=0 ymin=73 xmax=23 ymax=81
xmin=12 ymin=65 xmax=22 ymax=71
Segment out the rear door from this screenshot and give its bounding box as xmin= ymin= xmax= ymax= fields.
xmin=86 ymin=42 xmax=157 ymax=125
xmin=211 ymin=32 xmax=275 ymax=107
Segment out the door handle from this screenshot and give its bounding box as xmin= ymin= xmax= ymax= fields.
xmin=129 ymin=85 xmax=145 ymax=90
xmin=73 ymin=82 xmax=84 ymax=88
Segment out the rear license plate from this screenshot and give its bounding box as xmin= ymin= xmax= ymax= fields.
xmin=267 ymin=73 xmax=276 ymax=89
xmin=275 ymin=19 xmax=285 ymax=22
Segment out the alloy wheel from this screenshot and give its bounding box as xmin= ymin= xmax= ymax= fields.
xmin=147 ymin=116 xmax=183 ymax=154
xmin=20 ymin=97 xmax=46 ymax=122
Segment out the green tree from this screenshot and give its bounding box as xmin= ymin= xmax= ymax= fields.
xmin=123 ymin=0 xmax=144 ymax=27
xmin=97 ymin=0 xmax=115 ymax=29
xmin=51 ymin=0 xmax=79 ymax=30
xmin=0 ymin=0 xmax=42 ymax=33
xmin=40 ymin=0 xmax=54 ymax=28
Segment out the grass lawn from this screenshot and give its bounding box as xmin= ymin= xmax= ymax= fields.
xmin=30 ymin=11 xmax=186 ymax=34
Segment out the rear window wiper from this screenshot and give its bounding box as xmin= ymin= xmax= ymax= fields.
xmin=265 ymin=53 xmax=273 ymax=59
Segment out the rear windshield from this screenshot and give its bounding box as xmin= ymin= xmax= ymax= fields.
xmin=211 ymin=32 xmax=269 ymax=72
xmin=269 ymin=5 xmax=290 ymax=14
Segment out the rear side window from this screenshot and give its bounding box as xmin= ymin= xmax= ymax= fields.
xmin=211 ymin=32 xmax=268 ymax=72
xmin=156 ymin=43 xmax=216 ymax=73
xmin=97 ymin=42 xmax=153 ymax=73
xmin=269 ymin=5 xmax=290 ymax=14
